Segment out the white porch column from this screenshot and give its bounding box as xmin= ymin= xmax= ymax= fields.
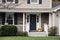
xmin=23 ymin=13 xmax=25 ymax=32
xmin=36 ymin=14 xmax=41 ymax=30
xmin=13 ymin=13 xmax=14 ymax=25
xmin=52 ymin=12 xmax=56 ymax=26
xmin=49 ymin=13 xmax=52 ymax=27
xmin=58 ymin=16 xmax=60 ymax=36
xmin=26 ymin=14 xmax=30 ymax=32
xmin=58 ymin=12 xmax=60 ymax=36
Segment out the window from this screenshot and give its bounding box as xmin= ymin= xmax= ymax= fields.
xmin=2 ymin=0 xmax=18 ymax=3
xmin=7 ymin=0 xmax=13 ymax=2
xmin=37 ymin=16 xmax=39 ymax=22
xmin=30 ymin=0 xmax=39 ymax=4
xmin=31 ymin=0 xmax=37 ymax=3
xmin=2 ymin=0 xmax=6 ymax=3
xmin=27 ymin=0 xmax=42 ymax=4
xmin=6 ymin=13 xmax=13 ymax=24
xmin=27 ymin=16 xmax=29 ymax=22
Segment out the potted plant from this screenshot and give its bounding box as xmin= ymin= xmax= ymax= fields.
xmin=38 ymin=27 xmax=43 ymax=32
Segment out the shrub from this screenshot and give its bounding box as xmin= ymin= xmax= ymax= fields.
xmin=0 ymin=29 xmax=2 ymax=36
xmin=23 ymin=32 xmax=28 ymax=36
xmin=1 ymin=25 xmax=17 ymax=36
xmin=16 ymin=31 xmax=28 ymax=36
xmin=48 ymin=27 xmax=57 ymax=36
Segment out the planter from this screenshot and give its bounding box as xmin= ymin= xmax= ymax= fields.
xmin=38 ymin=27 xmax=43 ymax=32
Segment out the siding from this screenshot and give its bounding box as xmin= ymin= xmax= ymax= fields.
xmin=17 ymin=25 xmax=23 ymax=31
xmin=16 ymin=0 xmax=52 ymax=8
xmin=0 ymin=0 xmax=52 ymax=8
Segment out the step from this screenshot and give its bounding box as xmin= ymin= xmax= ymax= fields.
xmin=28 ymin=32 xmax=48 ymax=36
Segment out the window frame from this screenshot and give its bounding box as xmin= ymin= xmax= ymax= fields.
xmin=30 ymin=0 xmax=39 ymax=4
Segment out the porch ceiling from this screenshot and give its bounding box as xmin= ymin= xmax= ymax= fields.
xmin=0 ymin=8 xmax=52 ymax=12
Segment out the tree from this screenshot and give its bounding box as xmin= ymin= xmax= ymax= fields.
xmin=0 ymin=2 xmax=16 ymax=9
xmin=0 ymin=1 xmax=24 ymax=9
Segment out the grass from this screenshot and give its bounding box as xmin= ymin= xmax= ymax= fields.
xmin=0 ymin=36 xmax=60 ymax=40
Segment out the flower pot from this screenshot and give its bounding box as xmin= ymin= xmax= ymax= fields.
xmin=38 ymin=27 xmax=43 ymax=32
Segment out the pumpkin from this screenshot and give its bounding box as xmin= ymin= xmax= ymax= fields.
xmin=38 ymin=27 xmax=43 ymax=32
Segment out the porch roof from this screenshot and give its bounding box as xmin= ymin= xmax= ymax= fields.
xmin=0 ymin=8 xmax=53 ymax=13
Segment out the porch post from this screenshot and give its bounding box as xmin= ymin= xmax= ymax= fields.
xmin=49 ymin=13 xmax=52 ymax=27
xmin=52 ymin=12 xmax=56 ymax=26
xmin=58 ymin=13 xmax=60 ymax=36
xmin=23 ymin=13 xmax=25 ymax=32
xmin=58 ymin=15 xmax=60 ymax=36
xmin=13 ymin=13 xmax=14 ymax=25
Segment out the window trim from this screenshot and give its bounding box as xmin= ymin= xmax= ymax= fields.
xmin=30 ymin=0 xmax=39 ymax=4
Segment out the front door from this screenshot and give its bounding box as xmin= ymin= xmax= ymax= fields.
xmin=30 ymin=14 xmax=36 ymax=30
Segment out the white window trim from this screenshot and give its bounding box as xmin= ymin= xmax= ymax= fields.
xmin=30 ymin=0 xmax=39 ymax=4
xmin=6 ymin=0 xmax=15 ymax=3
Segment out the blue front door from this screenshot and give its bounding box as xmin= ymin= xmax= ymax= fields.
xmin=30 ymin=14 xmax=36 ymax=30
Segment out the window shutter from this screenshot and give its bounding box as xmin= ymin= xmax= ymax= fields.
xmin=15 ymin=0 xmax=18 ymax=3
xmin=39 ymin=0 xmax=42 ymax=4
xmin=2 ymin=13 xmax=5 ymax=25
xmin=27 ymin=0 xmax=30 ymax=4
xmin=2 ymin=0 xmax=6 ymax=3
xmin=14 ymin=13 xmax=17 ymax=25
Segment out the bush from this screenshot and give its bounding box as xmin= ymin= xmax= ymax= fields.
xmin=23 ymin=32 xmax=28 ymax=36
xmin=48 ymin=27 xmax=57 ymax=36
xmin=0 ymin=29 xmax=2 ymax=36
xmin=16 ymin=31 xmax=28 ymax=36
xmin=1 ymin=25 xmax=17 ymax=36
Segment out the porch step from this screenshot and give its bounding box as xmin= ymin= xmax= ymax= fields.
xmin=28 ymin=32 xmax=48 ymax=36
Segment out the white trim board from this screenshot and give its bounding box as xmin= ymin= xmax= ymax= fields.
xmin=0 ymin=9 xmax=52 ymax=12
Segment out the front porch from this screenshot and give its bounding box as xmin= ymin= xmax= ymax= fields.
xmin=0 ymin=12 xmax=24 ymax=31
xmin=26 ymin=13 xmax=49 ymax=32
xmin=0 ymin=12 xmax=56 ymax=36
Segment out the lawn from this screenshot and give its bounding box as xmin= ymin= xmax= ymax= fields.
xmin=0 ymin=36 xmax=60 ymax=40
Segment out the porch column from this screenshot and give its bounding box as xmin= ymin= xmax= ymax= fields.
xmin=13 ymin=13 xmax=14 ymax=25
xmin=58 ymin=13 xmax=60 ymax=36
xmin=49 ymin=13 xmax=52 ymax=27
xmin=58 ymin=15 xmax=60 ymax=36
xmin=52 ymin=12 xmax=56 ymax=26
xmin=23 ymin=13 xmax=25 ymax=32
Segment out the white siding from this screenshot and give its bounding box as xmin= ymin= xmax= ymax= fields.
xmin=0 ymin=0 xmax=52 ymax=8
xmin=16 ymin=0 xmax=52 ymax=8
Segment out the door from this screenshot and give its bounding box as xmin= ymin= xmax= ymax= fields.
xmin=30 ymin=14 xmax=36 ymax=30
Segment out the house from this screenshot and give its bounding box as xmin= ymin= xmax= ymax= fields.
xmin=0 ymin=0 xmax=60 ymax=36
